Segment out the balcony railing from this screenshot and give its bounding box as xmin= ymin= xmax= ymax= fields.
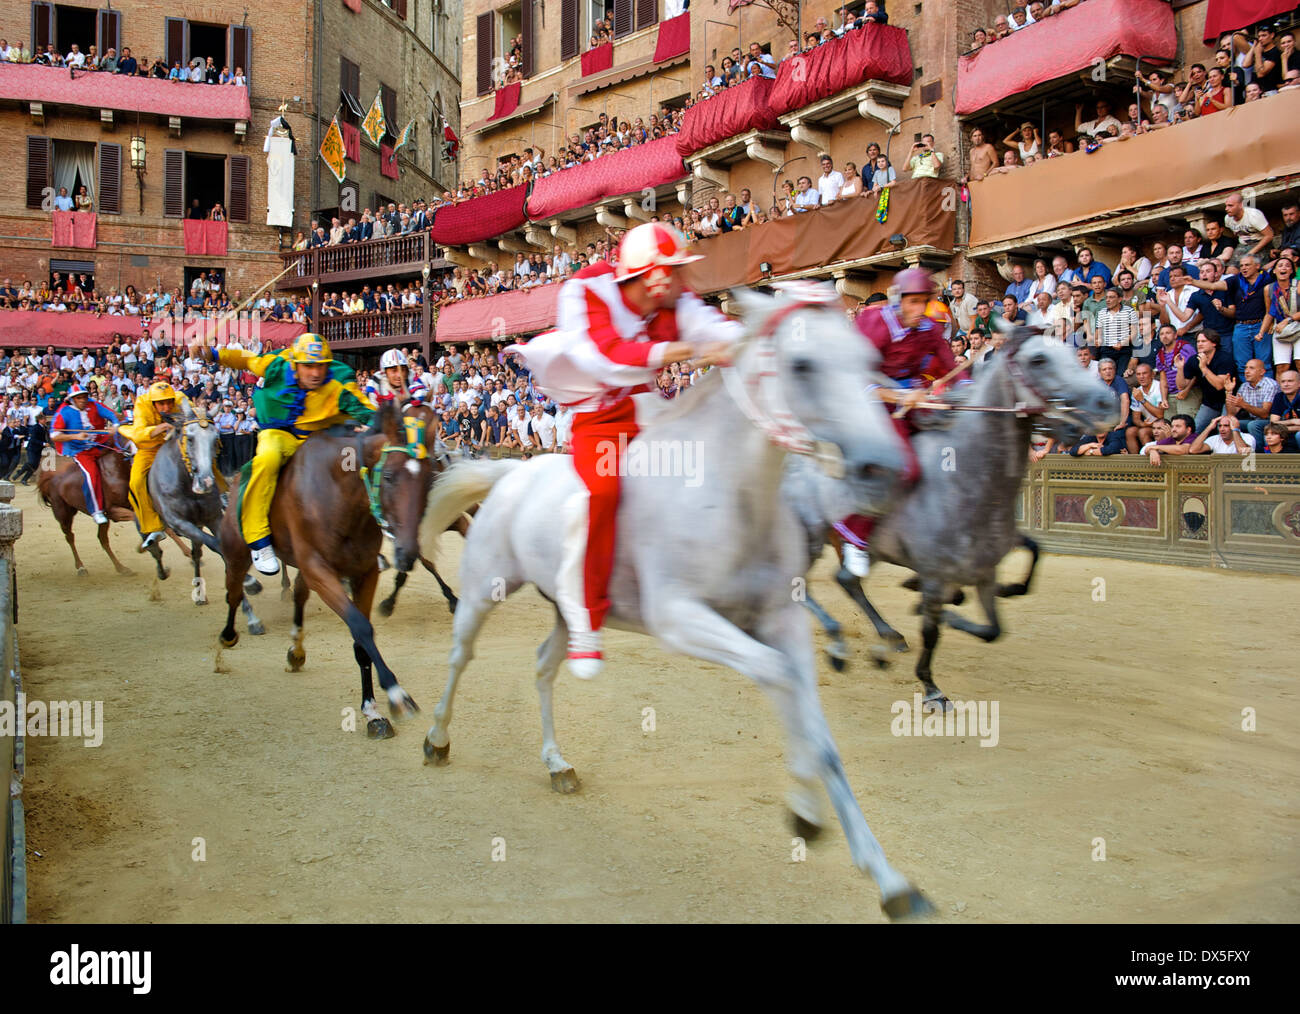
xmin=280 ymin=232 xmax=435 ymax=289
xmin=318 ymin=307 xmax=427 ymax=348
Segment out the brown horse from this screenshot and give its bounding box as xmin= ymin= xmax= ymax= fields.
xmin=376 ymin=402 xmax=468 ymax=618
xmin=37 ymin=446 xmax=170 ymax=580
xmin=217 ymin=399 xmax=420 ymax=739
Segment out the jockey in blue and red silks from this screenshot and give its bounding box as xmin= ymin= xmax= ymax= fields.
xmin=507 ymin=222 xmax=739 ymax=680
xmin=50 ymin=384 xmax=121 ymax=526
xmin=836 ymin=268 xmax=958 ymax=577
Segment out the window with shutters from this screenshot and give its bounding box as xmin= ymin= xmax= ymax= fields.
xmin=521 ymin=0 xmax=534 ymax=80
xmin=560 ymin=0 xmax=580 ymax=61
xmin=380 ymin=84 xmax=398 ymax=143
xmin=634 ymin=0 xmax=657 ymax=32
xmin=183 ymin=153 xmax=227 ymax=221
xmin=228 ymin=155 xmax=250 ymax=223
xmin=228 ymin=25 xmax=251 ymax=82
xmin=497 ymin=4 xmax=522 ymax=85
xmin=475 ymin=11 xmax=494 ymax=95
xmin=32 ymin=3 xmax=54 ymax=53
xmin=164 ymin=17 xmax=188 ymax=71
xmin=584 ymin=0 xmax=605 ymax=47
xmin=95 ymin=8 xmax=121 ymax=57
xmin=613 ymin=0 xmax=633 ymax=39
xmin=340 ymin=57 xmax=362 ymax=126
xmin=26 ymin=136 xmax=51 ymax=210
xmin=97 ymin=143 xmax=121 ymax=215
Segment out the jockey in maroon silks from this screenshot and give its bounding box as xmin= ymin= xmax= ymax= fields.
xmin=836 ymin=268 xmax=957 ymax=576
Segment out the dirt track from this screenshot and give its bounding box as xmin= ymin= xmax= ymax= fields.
xmin=13 ymin=481 xmax=1300 ymax=923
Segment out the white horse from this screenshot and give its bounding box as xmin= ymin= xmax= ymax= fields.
xmin=418 ymin=284 xmax=936 ymax=918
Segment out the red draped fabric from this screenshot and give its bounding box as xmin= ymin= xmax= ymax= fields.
xmin=340 ymin=121 xmax=361 ymax=162
xmin=955 ymin=0 xmax=1175 ymax=115
xmin=380 ymin=142 xmax=399 ymax=180
xmin=435 ymin=285 xmax=561 ymax=344
xmin=768 ymin=25 xmax=913 ymax=116
xmin=653 ymin=13 xmax=691 ymax=63
xmin=432 ymin=183 xmax=529 ymax=245
xmin=676 ymin=76 xmax=778 ymax=157
xmin=491 ymin=82 xmax=522 ymax=120
xmin=52 ymin=212 xmax=97 ymax=249
xmin=344 ymin=0 xmax=361 ymax=11
xmin=525 ymin=136 xmax=686 ymax=220
xmin=581 ymin=44 xmax=614 ymax=77
xmin=183 ymin=220 xmax=228 ymax=256
xmin=1203 ymin=0 xmax=1296 ymax=43
xmin=0 ymin=63 xmax=251 ymax=121
xmin=0 ymin=313 xmax=305 ymax=348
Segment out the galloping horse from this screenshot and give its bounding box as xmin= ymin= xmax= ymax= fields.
xmin=37 ymin=439 xmax=170 ymax=580
xmin=147 ymin=400 xmax=265 ymax=633
xmin=788 ymin=320 xmax=1120 ymax=707
xmin=217 ymin=398 xmax=421 ymax=739
xmin=417 ymin=285 xmax=938 ymax=920
xmin=372 ymin=404 xmax=465 ymax=618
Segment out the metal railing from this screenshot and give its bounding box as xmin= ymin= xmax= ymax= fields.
xmin=281 ymin=231 xmax=434 ymax=287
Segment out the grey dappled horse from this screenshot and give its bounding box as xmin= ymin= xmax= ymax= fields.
xmin=147 ymin=402 xmax=265 ymax=633
xmin=788 ymin=320 xmax=1121 ymax=707
xmin=417 ymin=284 xmax=942 ymax=920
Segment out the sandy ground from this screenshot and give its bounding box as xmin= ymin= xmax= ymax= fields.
xmin=11 ymin=480 xmax=1300 ymax=923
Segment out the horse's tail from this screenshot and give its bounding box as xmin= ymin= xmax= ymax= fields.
xmin=35 ymin=466 xmax=55 ymax=510
xmin=420 ymin=458 xmax=521 ymax=565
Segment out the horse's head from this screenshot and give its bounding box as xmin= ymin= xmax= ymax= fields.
xmin=172 ymin=402 xmax=221 ymax=495
xmin=728 ymin=283 xmax=906 ymax=515
xmin=373 ymin=399 xmax=434 ymax=573
xmin=992 ymin=317 xmax=1123 ymax=440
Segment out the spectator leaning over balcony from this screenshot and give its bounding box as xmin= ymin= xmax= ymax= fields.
xmin=1189 ymin=412 xmax=1255 ymax=454
xmin=986 ymin=150 xmax=1020 ymax=175
xmin=232 ymin=67 xmax=246 ymax=86
xmin=1174 ymin=64 xmax=1208 ymax=116
xmin=965 ymin=128 xmax=998 ymax=183
xmin=907 ymin=135 xmax=944 ymax=178
xmin=1223 ymin=192 xmax=1274 ymax=259
xmin=817 ymin=155 xmax=845 ymax=204
xmin=168 ymin=61 xmax=183 ymax=80
xmin=1188 ymin=252 xmax=1275 ymax=375
xmin=1075 ymin=99 xmax=1121 ymax=141
xmin=115 ymin=47 xmax=137 ymax=75
xmin=65 ymin=44 xmax=85 ymax=68
xmin=1198 ymin=67 xmax=1234 ymax=115
xmin=1003 ymin=122 xmax=1041 ymax=162
xmin=793 ymin=176 xmax=821 ymax=212
xmin=53 ymin=187 xmax=74 ymax=212
xmin=747 ymin=42 xmax=776 ymax=79
xmin=151 ymin=57 xmax=168 ymax=79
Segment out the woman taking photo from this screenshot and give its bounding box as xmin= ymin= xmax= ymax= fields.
xmin=1262 ymin=254 xmax=1300 ymax=376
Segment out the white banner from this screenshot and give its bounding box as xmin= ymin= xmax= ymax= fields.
xmin=265 ymin=135 xmax=294 ymax=228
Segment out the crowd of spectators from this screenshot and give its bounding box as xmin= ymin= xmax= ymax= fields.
xmin=921 ymin=193 xmax=1300 ymax=458
xmin=0 ymin=38 xmax=246 ymax=84
xmin=0 ymin=271 xmax=311 ymax=325
xmin=965 ymin=22 xmax=1298 ymax=178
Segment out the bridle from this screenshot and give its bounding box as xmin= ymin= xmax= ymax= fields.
xmin=360 ymin=409 xmax=429 ymax=528
xmin=719 ymin=287 xmax=848 ymax=477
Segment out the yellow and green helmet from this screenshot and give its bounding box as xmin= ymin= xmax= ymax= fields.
xmin=291 ymin=333 xmax=333 ymax=364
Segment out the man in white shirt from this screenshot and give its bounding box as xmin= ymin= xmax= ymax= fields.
xmin=530 ymin=405 xmax=556 ymax=451
xmin=1075 ymin=99 xmax=1122 ymax=141
xmin=816 ymin=156 xmax=845 ymax=204
xmin=1025 ymin=291 xmax=1056 ymax=330
xmin=947 ymin=279 xmax=979 ymax=334
xmin=53 ymin=188 xmax=74 ymax=212
xmin=1222 ymin=191 xmax=1275 ymax=258
xmin=1157 ymin=265 xmax=1202 ymax=339
xmin=794 ymin=176 xmax=821 ymax=212
xmin=65 ymin=44 xmax=85 ymax=68
xmin=1190 ymin=414 xmax=1255 ymax=454
xmin=747 ymin=42 xmax=776 ymax=79
xmin=510 ymin=404 xmax=532 ymax=447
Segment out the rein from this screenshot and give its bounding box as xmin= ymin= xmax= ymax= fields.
xmin=360 ymin=412 xmax=429 ymax=527
xmin=719 ymin=291 xmax=847 ymax=477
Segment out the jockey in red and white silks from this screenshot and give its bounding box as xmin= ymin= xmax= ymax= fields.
xmin=506 ymin=222 xmax=740 ymax=679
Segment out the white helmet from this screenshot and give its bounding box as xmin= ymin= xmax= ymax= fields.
xmin=380 ymin=349 xmax=407 ymax=370
xmin=615 ymin=222 xmax=702 ymax=298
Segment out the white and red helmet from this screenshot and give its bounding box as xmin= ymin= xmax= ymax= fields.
xmin=379 ymin=348 xmax=408 ymax=371
xmin=615 ymin=222 xmax=702 ymax=297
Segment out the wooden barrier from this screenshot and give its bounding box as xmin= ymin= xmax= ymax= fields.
xmin=1018 ymin=456 xmax=1300 ymax=575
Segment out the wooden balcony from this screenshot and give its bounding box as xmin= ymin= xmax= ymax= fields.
xmin=317 ymin=306 xmax=432 ymax=353
xmin=279 ymin=232 xmax=436 ymax=291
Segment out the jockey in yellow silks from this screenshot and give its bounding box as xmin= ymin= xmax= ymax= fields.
xmin=190 ymin=333 xmax=375 ymax=575
xmin=118 ymin=380 xmax=187 ymax=550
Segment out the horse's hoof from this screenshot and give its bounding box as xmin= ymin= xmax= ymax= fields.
xmin=247 ymin=621 xmax=266 ymax=636
xmin=76 ymin=567 xmax=88 ymax=577
xmin=828 ymin=653 xmax=846 ymax=673
xmin=921 ymin=692 xmax=952 ymax=714
xmin=881 ymin=887 xmax=936 ymax=921
xmin=286 ymin=647 xmax=305 ymax=672
xmin=389 ymin=689 xmax=419 ymax=717
xmin=870 ymin=644 xmax=893 ymax=669
xmin=550 ymin=767 xmax=581 ymax=794
xmin=244 ymin=578 xmax=263 ymax=596
xmin=423 ymin=734 xmax=450 ymax=765
xmin=219 ymin=631 xmax=239 ymax=648
xmin=158 ymin=567 xmax=170 ymax=581
xmin=791 ymin=812 xmax=823 ymax=841
xmin=367 ymin=717 xmax=395 ymax=740
xmin=890 ymin=637 xmax=909 ymax=653
xmin=446 ymin=597 xmax=458 ymax=615
xmin=376 ymin=598 xmax=395 ymax=618
xmin=116 ymin=567 xmax=133 ymax=577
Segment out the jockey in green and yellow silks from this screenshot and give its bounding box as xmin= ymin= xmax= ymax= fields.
xmin=192 ymin=333 xmax=375 ymax=575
